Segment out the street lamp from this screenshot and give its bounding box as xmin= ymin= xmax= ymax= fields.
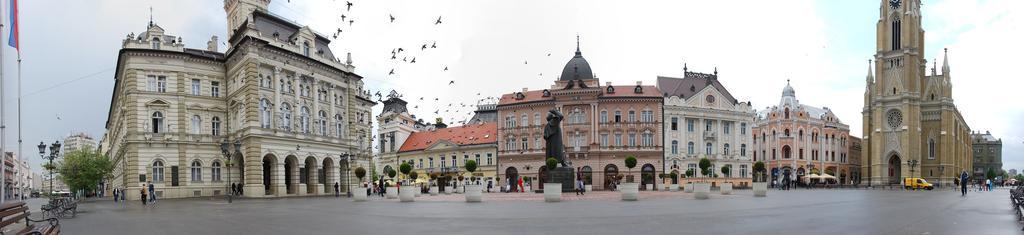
xmin=906 ymin=159 xmax=919 ymax=179
xmin=38 ymin=141 xmax=61 ymax=199
xmin=938 ymin=165 xmax=945 ymax=188
xmin=220 ymin=138 xmax=242 ymax=203
xmin=341 ymin=153 xmax=352 ymax=197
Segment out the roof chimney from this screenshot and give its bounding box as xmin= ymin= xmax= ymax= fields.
xmin=636 ymin=81 xmax=642 ymax=86
xmin=522 ymin=88 xmax=528 ymax=93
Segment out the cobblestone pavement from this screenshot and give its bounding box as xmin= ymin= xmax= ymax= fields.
xmin=58 ymin=187 xmax=1020 ymax=235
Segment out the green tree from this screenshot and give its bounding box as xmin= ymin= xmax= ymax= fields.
xmin=400 ymin=163 xmax=412 ymax=177
xmin=721 ymin=165 xmax=731 ymax=178
xmin=685 ymin=169 xmax=695 ymax=178
xmin=56 ymin=147 xmax=113 ymax=194
xmin=354 ymin=167 xmax=366 ymax=181
xmin=625 ymin=155 xmax=637 ymax=183
xmin=465 ymin=160 xmax=478 ymax=183
xmin=753 ymin=161 xmax=766 ymax=182
xmin=546 ymin=158 xmax=557 ymax=181
xmin=698 ymin=157 xmax=711 ymax=182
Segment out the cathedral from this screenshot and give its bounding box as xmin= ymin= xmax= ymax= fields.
xmin=862 ymin=0 xmax=972 ymax=186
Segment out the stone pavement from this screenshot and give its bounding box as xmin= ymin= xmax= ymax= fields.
xmin=57 ymin=188 xmax=1020 ymax=235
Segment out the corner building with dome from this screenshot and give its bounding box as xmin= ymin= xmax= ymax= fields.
xmin=495 ymin=40 xmax=663 ymax=191
xmin=862 ymin=0 xmax=972 ymax=186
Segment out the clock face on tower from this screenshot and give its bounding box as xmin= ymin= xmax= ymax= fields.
xmin=890 ymin=0 xmax=901 ymax=9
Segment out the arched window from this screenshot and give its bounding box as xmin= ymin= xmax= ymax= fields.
xmin=151 ymin=38 xmax=160 ymax=49
xmin=706 ymin=143 xmax=713 ymax=155
xmin=211 ymin=117 xmax=221 ymax=136
xmin=534 ymin=113 xmax=541 ymax=126
xmin=318 ymin=110 xmax=328 ymax=135
xmin=300 ymin=106 xmax=311 ymax=133
xmin=151 ymin=112 xmax=164 ymax=133
xmin=892 ymin=19 xmax=901 ymax=50
xmin=211 ymin=161 xmax=222 ymax=182
xmin=724 ymin=144 xmax=730 ymax=155
xmin=740 ymin=144 xmax=747 ymax=156
xmin=600 ymin=111 xmax=608 ymax=123
xmin=260 ymin=99 xmax=271 ymax=128
xmin=928 ymin=139 xmax=936 ymax=159
xmin=783 ymin=146 xmax=792 ymax=159
xmin=191 ymin=160 xmax=203 ymax=182
xmin=784 ymin=108 xmax=790 ymax=119
xmin=784 ymin=129 xmax=790 ymax=137
xmin=335 ymin=114 xmax=344 ymax=138
xmin=303 ymin=41 xmax=311 ymax=57
xmin=671 ymin=140 xmax=678 ymax=155
xmin=152 ymin=160 xmax=165 ymax=183
xmin=687 ymin=142 xmax=694 ymax=155
xmin=281 ymin=103 xmax=293 ymax=131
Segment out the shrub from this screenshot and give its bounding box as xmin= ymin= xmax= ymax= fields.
xmin=387 ymin=169 xmax=397 ymax=179
xmin=625 ymin=155 xmax=638 ymax=183
xmin=753 ymin=161 xmax=766 ymax=182
xmin=354 ymin=167 xmax=366 ymax=181
xmin=400 ymin=163 xmax=412 ymax=176
xmin=546 ymin=157 xmax=558 ymax=170
xmin=409 ymin=171 xmax=418 ymax=180
xmin=721 ymin=166 xmax=731 ymax=178
xmin=465 ymin=160 xmax=478 ymax=174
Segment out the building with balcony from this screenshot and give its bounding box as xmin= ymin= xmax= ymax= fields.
xmin=103 ymin=0 xmax=374 ymax=200
xmin=496 ymin=39 xmax=663 ymax=191
xmin=658 ymin=67 xmax=755 ymax=187
xmin=753 ymin=81 xmax=856 ymax=185
xmin=396 ymin=123 xmax=498 ymax=188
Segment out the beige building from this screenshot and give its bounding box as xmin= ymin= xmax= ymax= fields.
xmin=862 ymin=0 xmax=972 ymax=186
xmin=103 ymin=0 xmax=375 ymax=200
xmin=396 ymin=123 xmax=498 ymax=187
xmin=63 ymin=132 xmax=97 ymax=153
xmin=659 ymin=68 xmax=755 ymax=187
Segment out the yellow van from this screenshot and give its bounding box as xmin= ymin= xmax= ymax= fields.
xmin=904 ymin=178 xmax=934 ymax=190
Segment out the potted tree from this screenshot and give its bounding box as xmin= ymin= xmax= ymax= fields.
xmin=409 ymin=171 xmax=421 ymax=197
xmin=684 ymin=169 xmax=695 ymax=193
xmin=753 ymin=161 xmax=768 ymax=197
xmin=670 ymin=171 xmax=679 ymax=192
xmin=354 ymin=167 xmax=368 ymax=202
xmin=720 ymin=165 xmax=733 ymax=195
xmin=464 ymin=160 xmax=482 ymax=202
xmin=694 ymin=157 xmax=712 ymax=199
xmin=386 ymin=169 xmax=399 ymax=199
xmin=621 ymin=155 xmax=639 ymax=201
xmin=543 ymin=158 xmax=562 ymax=202
xmin=428 ymin=173 xmax=440 ymax=196
xmin=456 ymin=175 xmax=465 ymax=194
xmin=398 ymin=163 xmax=415 ymax=202
xmin=444 ymin=175 xmax=454 ymax=195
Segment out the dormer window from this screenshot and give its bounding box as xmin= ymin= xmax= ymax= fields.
xmin=634 ymin=85 xmax=643 ymax=94
xmin=515 ymin=92 xmax=525 ymax=100
xmin=151 ymin=38 xmax=161 ymax=50
xmin=690 ymin=85 xmax=696 ymax=92
xmin=542 ymin=89 xmax=551 ymax=97
xmin=303 ymin=41 xmax=311 ymax=57
xmin=606 ymin=86 xmax=615 ymax=94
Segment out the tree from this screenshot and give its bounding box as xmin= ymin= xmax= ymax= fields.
xmin=721 ymin=165 xmax=731 ymax=179
xmin=409 ymin=171 xmax=419 ymax=181
xmin=56 ymin=147 xmax=113 ymax=195
xmin=388 ymin=169 xmax=397 ymax=180
xmin=698 ymin=157 xmax=711 ymax=182
xmin=986 ymin=168 xmax=997 ymax=180
xmin=400 ymin=163 xmax=412 ymax=178
xmin=464 ymin=160 xmax=478 ymax=183
xmin=354 ymin=167 xmax=366 ymax=181
xmin=685 ymin=169 xmax=695 ymax=178
xmin=753 ymin=161 xmax=766 ymax=182
xmin=625 ymin=155 xmax=637 ymax=183
xmin=670 ymin=171 xmax=679 ymax=184
xmin=546 ymin=158 xmax=558 ymax=181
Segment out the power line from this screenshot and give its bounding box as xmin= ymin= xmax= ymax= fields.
xmin=23 ymin=68 xmax=114 ymax=98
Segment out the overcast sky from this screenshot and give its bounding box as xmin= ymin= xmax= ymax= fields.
xmin=1 ymin=0 xmax=1021 ymax=175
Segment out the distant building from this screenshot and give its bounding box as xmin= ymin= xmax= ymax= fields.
xmin=63 ymin=132 xmax=97 ymax=153
xmin=397 ymin=123 xmax=498 ymax=188
xmin=467 ymin=102 xmax=497 ymax=125
xmin=1010 ymin=169 xmax=1018 ymax=177
xmin=971 ymin=131 xmax=1002 ymax=180
xmin=848 ymin=137 xmax=862 ymax=185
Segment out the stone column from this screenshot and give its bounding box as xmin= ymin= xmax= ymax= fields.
xmin=275 ymin=162 xmax=287 ymax=197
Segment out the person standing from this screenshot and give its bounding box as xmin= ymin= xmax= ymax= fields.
xmin=517 ymin=177 xmax=524 ymax=193
xmin=140 ymin=186 xmax=148 ymax=205
xmin=960 ymin=171 xmax=969 ymax=196
xmin=487 ymin=181 xmax=493 ymax=193
xmin=113 ymin=188 xmax=119 ymax=202
xmin=334 ymin=182 xmax=340 ymax=197
xmin=576 ymin=178 xmax=585 ymax=196
xmin=147 ymin=182 xmax=156 ymax=204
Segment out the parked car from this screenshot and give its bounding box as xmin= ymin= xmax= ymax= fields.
xmin=904 ymin=178 xmax=934 ymax=190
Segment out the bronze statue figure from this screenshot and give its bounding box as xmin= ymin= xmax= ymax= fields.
xmin=544 ymin=109 xmax=570 ymax=167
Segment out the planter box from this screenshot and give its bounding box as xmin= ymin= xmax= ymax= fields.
xmin=354 ymin=187 xmax=368 ymax=202
xmin=621 ymin=182 xmax=639 ymax=201
xmin=585 ymin=185 xmax=593 ymax=192
xmin=544 ymin=183 xmax=562 ymax=202
xmin=429 ymin=186 xmax=439 ymax=196
xmin=444 ymin=187 xmax=453 ymax=195
xmin=685 ymin=183 xmax=694 ymax=193
xmin=646 ymin=184 xmax=654 ymax=191
xmin=721 ymin=183 xmax=733 ymax=195
xmin=465 ymin=185 xmax=483 ymax=202
xmin=399 ymin=186 xmax=415 ymax=202
xmin=456 ymin=185 xmax=465 ymax=194
xmin=694 ymin=183 xmax=711 ymax=199
xmin=753 ymin=182 xmax=768 ymax=197
xmin=670 ymin=184 xmax=679 ymax=192
xmin=386 ymin=187 xmax=399 ymax=199
xmin=414 ymin=184 xmax=422 ymax=197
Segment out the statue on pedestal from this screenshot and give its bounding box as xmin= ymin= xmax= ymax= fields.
xmin=544 ymin=109 xmax=570 ymax=167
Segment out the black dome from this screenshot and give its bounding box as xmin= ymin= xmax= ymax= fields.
xmin=559 ymin=47 xmax=594 ymax=81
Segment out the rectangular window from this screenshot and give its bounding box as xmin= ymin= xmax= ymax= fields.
xmin=615 ymin=134 xmax=622 ymax=146
xmin=705 ymin=120 xmax=713 ymax=132
xmin=157 ymin=76 xmax=167 ymax=92
xmin=486 ymin=153 xmax=493 ymax=165
xmin=628 ymin=111 xmax=636 ymax=122
xmin=147 ymin=75 xmax=157 ymax=91
xmin=628 ymin=134 xmax=636 ymax=146
xmin=671 ymin=117 xmax=678 ymax=131
xmin=601 ymin=134 xmax=609 ymax=147
xmin=687 ymin=119 xmax=694 ymax=132
xmin=723 ymin=122 xmax=731 ymax=134
xmin=211 ymin=82 xmax=220 ymax=97
xmin=191 ymin=79 xmax=201 ymax=95
xmin=741 ymin=123 xmax=747 ymax=135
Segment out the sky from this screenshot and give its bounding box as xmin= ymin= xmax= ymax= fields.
xmin=0 ymin=0 xmax=1021 ymax=175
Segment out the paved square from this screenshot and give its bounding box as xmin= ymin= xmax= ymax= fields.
xmin=52 ymin=188 xmax=1020 ymax=235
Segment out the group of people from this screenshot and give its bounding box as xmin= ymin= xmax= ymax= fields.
xmin=138 ymin=181 xmax=157 ymax=205
xmin=229 ymin=183 xmax=244 ymax=196
xmin=111 ymin=187 xmax=127 ymax=202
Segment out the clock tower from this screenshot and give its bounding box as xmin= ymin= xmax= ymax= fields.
xmin=863 ymin=0 xmax=973 ymax=187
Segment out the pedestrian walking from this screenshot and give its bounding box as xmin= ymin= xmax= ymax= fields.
xmin=518 ymin=177 xmax=524 ymax=193
xmin=147 ymin=181 xmax=157 ymax=204
xmin=114 ymin=188 xmax=119 ymax=202
xmin=487 ymin=181 xmax=493 ymax=193
xmin=140 ymin=186 xmax=148 ymax=205
xmin=960 ymin=171 xmax=968 ymax=196
xmin=576 ymin=178 xmax=585 ymax=196
xmin=334 ymin=182 xmax=340 ymax=197
xmin=986 ymin=179 xmax=992 ymax=191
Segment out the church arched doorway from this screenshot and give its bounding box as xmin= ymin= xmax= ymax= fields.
xmin=888 ymin=154 xmax=902 ymax=185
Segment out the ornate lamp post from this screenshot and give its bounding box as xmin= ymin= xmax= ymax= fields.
xmin=906 ymin=159 xmax=919 ymax=179
xmin=38 ymin=141 xmax=61 ymax=198
xmin=341 ymin=153 xmax=352 ymax=197
xmin=220 ymin=138 xmax=241 ymax=203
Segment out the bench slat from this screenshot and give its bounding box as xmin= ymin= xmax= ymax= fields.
xmin=0 ymin=206 xmax=27 ymax=219
xmin=0 ymin=211 xmax=28 ymax=228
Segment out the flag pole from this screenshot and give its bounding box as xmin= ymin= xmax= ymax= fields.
xmin=0 ymin=0 xmax=8 ymax=205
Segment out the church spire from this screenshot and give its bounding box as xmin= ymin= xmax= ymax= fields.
xmin=575 ymin=34 xmax=581 ymax=56
xmin=866 ymin=59 xmax=874 ymax=83
xmin=941 ymin=48 xmax=950 ymax=74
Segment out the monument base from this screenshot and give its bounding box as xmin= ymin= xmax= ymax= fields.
xmin=549 ymin=167 xmax=576 ymax=193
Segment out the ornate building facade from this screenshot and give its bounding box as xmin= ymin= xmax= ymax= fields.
xmin=396 ymin=123 xmax=499 ymax=187
xmin=496 ymin=41 xmax=663 ymax=191
xmin=970 ymin=131 xmax=1002 ymax=181
xmin=103 ymin=0 xmax=375 ymax=200
xmin=862 ymin=0 xmax=972 ymax=186
xmin=753 ymin=81 xmax=855 ymax=184
xmin=658 ymin=68 xmax=755 ymax=186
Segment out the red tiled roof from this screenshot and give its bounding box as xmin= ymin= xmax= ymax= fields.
xmin=498 ymin=85 xmax=662 ymax=105
xmin=398 ymin=122 xmax=498 ymax=153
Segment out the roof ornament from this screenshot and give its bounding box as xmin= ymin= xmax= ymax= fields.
xmin=575 ymin=34 xmax=582 ymax=56
xmin=683 ymin=62 xmax=688 ymax=73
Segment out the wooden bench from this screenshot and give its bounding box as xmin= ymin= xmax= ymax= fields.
xmin=0 ymin=202 xmax=60 ymax=235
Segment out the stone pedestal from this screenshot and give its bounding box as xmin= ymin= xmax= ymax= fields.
xmin=548 ymin=167 xmax=575 ymax=192
xmin=297 ymin=184 xmax=307 ymax=196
